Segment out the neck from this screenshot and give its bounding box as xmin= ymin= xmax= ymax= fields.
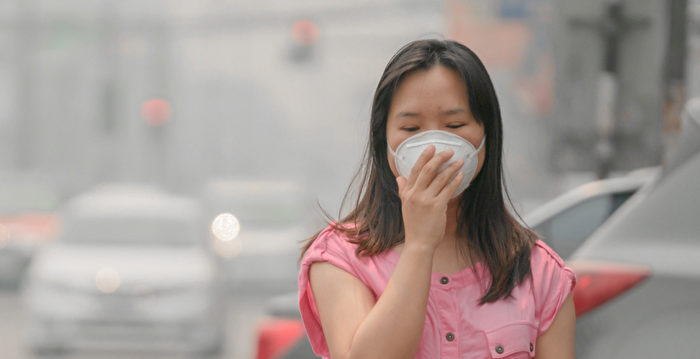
xmin=433 ymin=199 xmax=462 ymax=259
xmin=432 ymin=198 xmax=475 ymax=272
xmin=444 ymin=198 xmax=460 ymax=242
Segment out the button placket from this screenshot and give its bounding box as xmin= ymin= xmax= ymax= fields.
xmin=433 ymin=280 xmax=459 ymax=358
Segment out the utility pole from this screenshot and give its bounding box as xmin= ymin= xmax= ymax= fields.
xmin=569 ymin=0 xmax=650 ymax=178
xmin=14 ymin=0 xmax=38 ymax=171
xmin=97 ymin=0 xmax=120 ymax=183
xmin=148 ymin=18 xmax=173 ymax=187
xmin=662 ymin=0 xmax=688 ymax=162
xmin=551 ymin=0 xmax=665 ymax=177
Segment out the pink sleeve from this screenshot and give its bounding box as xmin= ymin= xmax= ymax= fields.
xmin=531 ymin=241 xmax=576 ymax=337
xmin=298 ymin=225 xmax=359 ymax=358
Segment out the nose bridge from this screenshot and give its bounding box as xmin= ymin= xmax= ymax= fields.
xmin=422 ymin=121 xmax=442 ymax=132
xmin=426 ymin=115 xmax=442 ymax=131
xmin=425 ymin=121 xmax=440 ymax=130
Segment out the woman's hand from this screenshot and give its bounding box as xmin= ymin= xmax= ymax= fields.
xmin=396 ymin=145 xmax=464 ymax=251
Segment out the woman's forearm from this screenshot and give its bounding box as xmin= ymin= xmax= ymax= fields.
xmin=347 ymin=242 xmax=435 ymax=359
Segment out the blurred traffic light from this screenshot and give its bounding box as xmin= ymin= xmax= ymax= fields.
xmin=141 ymin=98 xmax=171 ymax=126
xmin=289 ymin=19 xmax=320 ymax=63
xmin=291 ymin=19 xmax=320 ymax=47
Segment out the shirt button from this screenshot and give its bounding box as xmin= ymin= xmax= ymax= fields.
xmin=440 ymin=276 xmax=449 ymax=285
xmin=445 ymin=332 xmax=455 ymax=341
xmin=530 ymin=343 xmax=534 ymax=352
xmin=495 ymin=345 xmax=504 ymax=354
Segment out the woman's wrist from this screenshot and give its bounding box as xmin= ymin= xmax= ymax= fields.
xmin=402 ymin=238 xmax=439 ymax=256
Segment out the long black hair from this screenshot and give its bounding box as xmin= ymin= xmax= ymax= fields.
xmin=302 ymin=39 xmax=536 ymax=304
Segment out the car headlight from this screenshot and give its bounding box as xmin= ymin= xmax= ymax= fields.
xmin=210 ymin=213 xmax=242 ymax=258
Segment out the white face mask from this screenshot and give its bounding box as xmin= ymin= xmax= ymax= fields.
xmin=388 ymin=130 xmax=485 ymax=198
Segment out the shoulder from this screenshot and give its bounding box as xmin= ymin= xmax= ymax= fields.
xmin=530 ymin=240 xmax=568 ymax=270
xmin=303 ymin=223 xmax=359 ymax=262
xmin=529 ymin=239 xmax=575 ymax=291
xmin=528 ymin=240 xmax=577 ymax=336
xmin=300 ymin=223 xmax=366 ymax=280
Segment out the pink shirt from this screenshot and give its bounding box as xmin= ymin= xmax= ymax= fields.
xmin=298 ymin=225 xmax=576 ymax=358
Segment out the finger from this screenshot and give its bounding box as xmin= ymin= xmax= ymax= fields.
xmin=437 ymin=170 xmax=464 ymax=201
xmin=414 ymin=149 xmax=454 ymax=190
xmin=426 ymin=158 xmax=464 ymax=196
xmin=396 ymin=176 xmax=407 ymax=199
xmin=406 ymin=145 xmax=436 ymax=187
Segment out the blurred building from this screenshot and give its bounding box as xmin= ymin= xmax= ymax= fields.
xmin=0 ymin=0 xmax=445 ymax=204
xmin=1 ymin=0 xmax=697 ymax=212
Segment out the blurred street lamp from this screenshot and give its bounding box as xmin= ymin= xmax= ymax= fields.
xmin=141 ymin=98 xmax=172 ymax=126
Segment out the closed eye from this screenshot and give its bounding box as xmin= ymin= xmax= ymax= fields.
xmin=447 ymin=123 xmax=465 ymax=129
xmin=401 ymin=127 xmax=419 ymax=132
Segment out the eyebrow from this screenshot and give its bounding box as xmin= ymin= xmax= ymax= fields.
xmin=396 ymin=111 xmax=420 ymax=118
xmin=444 ymin=108 xmax=467 ymax=115
xmin=395 ymin=108 xmax=467 ymax=118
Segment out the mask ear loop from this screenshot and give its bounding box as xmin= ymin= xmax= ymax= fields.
xmin=387 ymin=143 xmax=403 ymax=161
xmin=466 ymin=136 xmax=486 ymax=159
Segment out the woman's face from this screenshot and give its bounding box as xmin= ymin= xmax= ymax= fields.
xmin=386 ymin=65 xmax=486 ymax=183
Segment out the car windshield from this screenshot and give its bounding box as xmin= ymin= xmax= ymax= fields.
xmin=534 ymin=191 xmax=636 ymax=258
xmin=61 ymin=215 xmax=198 ymax=245
xmin=229 ymin=201 xmax=302 ymax=229
xmin=202 ymin=179 xmax=305 ymax=229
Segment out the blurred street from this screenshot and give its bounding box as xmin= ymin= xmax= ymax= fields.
xmin=1 ymin=290 xmax=270 ymax=359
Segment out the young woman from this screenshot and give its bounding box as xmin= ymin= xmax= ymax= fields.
xmin=298 ymin=39 xmax=576 ymax=359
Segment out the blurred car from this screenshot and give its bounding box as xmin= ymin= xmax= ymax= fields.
xmin=200 ymin=178 xmax=310 ymax=293
xmin=0 ymin=175 xmax=62 ymax=289
xmin=524 ymin=167 xmax=658 ymax=258
xmin=569 ymin=96 xmax=700 ymax=358
xmin=22 ymin=183 xmax=223 ymax=355
xmin=255 ymin=292 xmax=315 ymax=359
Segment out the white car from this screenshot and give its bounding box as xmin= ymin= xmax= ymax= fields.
xmin=569 ymin=96 xmax=700 ymax=358
xmin=22 ymin=184 xmax=223 ymax=355
xmin=201 ymin=178 xmax=310 ymax=294
xmin=524 ymin=167 xmax=658 ymax=259
xmin=0 ymin=176 xmax=61 ymax=288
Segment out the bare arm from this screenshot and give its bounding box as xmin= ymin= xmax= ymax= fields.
xmin=535 ymin=294 xmax=576 ymax=359
xmin=310 ymin=243 xmax=435 ymax=359
xmin=309 ymin=146 xmax=464 ymax=359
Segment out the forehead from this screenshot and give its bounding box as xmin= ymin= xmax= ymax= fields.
xmin=389 ymin=65 xmax=469 ymax=113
